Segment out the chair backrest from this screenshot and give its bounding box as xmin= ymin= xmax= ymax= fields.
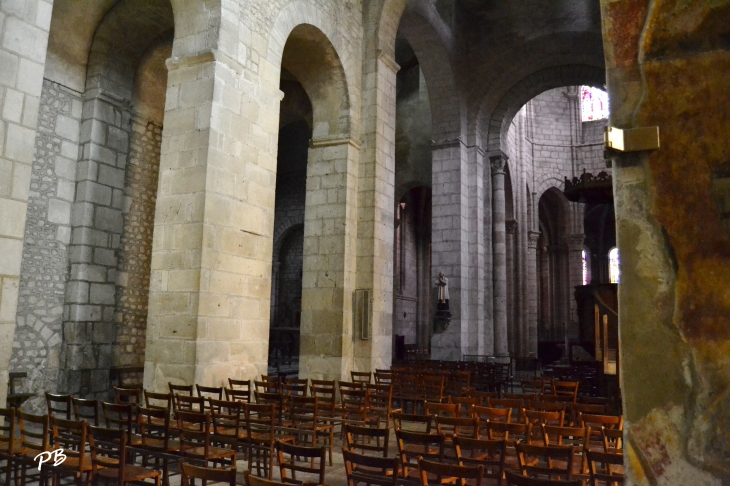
xmin=18 ymin=410 xmax=49 ymax=456
xmin=425 ymin=401 xmax=457 ymax=418
xmin=467 ymin=390 xmax=498 ymax=406
xmin=309 ymin=384 xmax=336 ymax=417
xmin=453 ymin=436 xmax=506 ymax=481
xmin=50 ymin=416 xmax=89 ymax=472
xmin=72 ymin=397 xmax=100 ymax=426
xmin=281 ymin=382 xmax=308 ymax=398
xmin=257 ymin=376 xmax=281 ymax=393
xmin=144 ymin=390 xmax=172 ymax=411
xmin=169 ymin=383 xmax=193 ymax=397
xmin=176 ymin=394 xmax=206 ymax=413
xmin=552 ymin=381 xmax=579 ymax=403
xmin=505 ymin=470 xmax=583 ymax=486
xmin=473 ymin=405 xmax=512 ymax=425
xmin=246 ymin=403 xmax=276 ymax=439
xmin=343 ymin=424 xmax=389 ymax=457
xmin=601 ymin=427 xmax=623 ymax=453
xmin=225 ymin=387 xmax=251 ymax=403
xmin=422 ymin=374 xmax=445 ymax=402
xmin=450 ymin=396 xmax=480 ymax=417
xmin=351 ymin=371 xmax=373 ymax=384
xmin=113 ymin=386 xmax=141 ymax=406
xmin=254 ymin=391 xmax=284 ymax=424
xmin=516 ymin=443 xmax=574 ymax=480
xmin=580 ymin=413 xmax=623 ymax=430
xmin=275 ymin=440 xmax=326 ymax=486
xmin=445 ymin=370 xmax=471 ymax=398
xmin=374 ymin=370 xmax=393 ymax=387
xmin=435 ymin=416 xmax=480 ymax=439
xmin=342 ymin=448 xmax=399 ymax=486
xmin=395 ymin=429 xmax=445 ymax=479
xmin=196 ymin=385 xmax=223 ymax=401
xmin=244 ymin=471 xmax=289 ymax=486
xmin=89 ymin=425 xmax=127 ymax=482
xmin=0 ymin=408 xmax=15 ymax=455
xmin=102 ymin=402 xmax=135 ymax=438
xmin=489 ymin=398 xmax=525 ymax=420
xmin=209 ymin=399 xmax=243 ymax=446
xmin=417 ymin=457 xmax=483 ymax=486
xmin=586 ymin=450 xmax=624 ymax=486
xmin=524 ymin=410 xmax=565 ymax=428
xmin=177 ymin=410 xmax=212 ymax=457
xmin=181 ymin=462 xmax=236 ymax=486
xmin=529 ymin=401 xmax=567 ymax=414
xmin=340 ymin=387 xmax=370 ymax=420
xmin=45 ymin=392 xmax=72 ymax=419
xmin=287 ymin=395 xmax=318 ymax=429
xmin=391 ymin=412 xmax=432 ymax=434
xmin=138 ymin=405 xmax=172 ymax=451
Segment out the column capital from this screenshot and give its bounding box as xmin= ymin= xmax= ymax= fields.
xmin=528 ymin=231 xmax=541 ymax=248
xmin=506 ymin=219 xmax=518 ymax=234
xmin=490 ymin=151 xmax=508 ymax=174
xmin=568 ymin=233 xmax=586 ymax=249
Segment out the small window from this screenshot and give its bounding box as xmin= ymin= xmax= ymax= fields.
xmin=580 ymin=86 xmax=609 ymax=122
xmin=609 ymin=247 xmax=620 ymax=284
xmin=582 ymin=249 xmax=591 ymax=285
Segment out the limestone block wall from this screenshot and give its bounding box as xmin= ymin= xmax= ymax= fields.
xmin=9 ymin=79 xmax=81 ymax=411
xmin=0 ymin=0 xmax=54 ymax=407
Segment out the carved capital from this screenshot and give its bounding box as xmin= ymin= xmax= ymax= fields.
xmin=490 ymin=152 xmax=508 ymax=174
xmin=528 ymin=231 xmax=541 ymax=248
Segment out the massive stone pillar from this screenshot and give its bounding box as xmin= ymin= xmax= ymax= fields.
xmin=353 ymin=48 xmax=399 ymax=373
xmin=505 ymin=219 xmax=517 ymax=355
xmin=145 ymin=51 xmax=282 ymax=391
xmin=0 ymin=1 xmax=54 ymax=407
xmin=490 ymin=152 xmax=508 ymax=356
xmin=431 ymin=139 xmax=469 ymax=361
xmin=526 ymin=231 xmax=540 ymax=355
xmin=299 ymin=137 xmax=360 ymax=381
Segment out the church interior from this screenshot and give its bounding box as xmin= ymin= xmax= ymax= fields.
xmin=0 ymin=0 xmax=728 ymax=484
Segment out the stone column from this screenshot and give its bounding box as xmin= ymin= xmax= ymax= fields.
xmin=299 ymin=137 xmax=360 ymax=382
xmin=353 ymin=49 xmax=399 ymax=373
xmin=490 ymin=152 xmax=508 ymax=356
xmin=526 ymin=231 xmax=540 ymax=355
xmin=466 ymin=145 xmax=485 ymax=355
xmin=505 ymin=219 xmax=517 ymax=355
xmin=145 ymin=51 xmax=283 ymax=391
xmin=567 ymin=233 xmax=585 ymax=338
xmin=0 ymin=1 xmax=54 ymax=407
xmin=431 ymin=139 xmax=469 ymax=361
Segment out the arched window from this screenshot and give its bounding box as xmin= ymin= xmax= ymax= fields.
xmin=580 ymin=86 xmax=609 ymax=121
xmin=582 ymin=249 xmax=591 ymax=285
xmin=609 ymin=247 xmax=620 ymax=283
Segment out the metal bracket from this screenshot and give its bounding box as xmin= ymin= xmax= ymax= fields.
xmin=605 ymin=126 xmax=660 ymax=152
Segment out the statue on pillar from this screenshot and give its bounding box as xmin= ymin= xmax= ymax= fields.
xmin=434 ymin=272 xmax=452 ymax=333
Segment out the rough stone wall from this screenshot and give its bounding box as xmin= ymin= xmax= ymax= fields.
xmin=112 ymin=119 xmax=161 ymax=368
xmin=10 ymin=79 xmax=81 ymax=411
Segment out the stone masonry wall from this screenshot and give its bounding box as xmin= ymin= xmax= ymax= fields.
xmin=10 ymin=79 xmax=81 ymax=411
xmin=112 ymin=119 xmax=162 ymax=368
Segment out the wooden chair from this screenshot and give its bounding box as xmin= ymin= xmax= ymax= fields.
xmin=225 ymin=387 xmax=252 ymax=404
xmin=196 ymin=385 xmax=223 ymax=401
xmin=275 ymin=440 xmax=326 ymax=486
xmin=351 ymin=372 xmax=373 ymax=384
xmin=342 ymin=448 xmax=399 ymax=486
xmin=340 ymin=387 xmax=378 ymax=428
xmin=570 ymin=403 xmax=609 ymax=425
xmin=114 ymin=387 xmax=142 ymax=406
xmin=45 ymin=392 xmax=72 ymax=419
xmin=422 ymin=374 xmax=446 ymax=405
xmin=524 ymin=410 xmax=565 ymax=442
xmin=175 ymin=395 xmax=206 ymax=413
xmin=484 ymin=421 xmax=532 ymax=471
xmin=445 ymin=371 xmax=471 ymax=399
xmin=256 ymin=376 xmax=282 ymax=393
xmin=168 ymin=383 xmax=193 ymax=409
xmin=72 ymin=398 xmax=100 ymax=426
xmin=344 ymin=424 xmax=390 ymax=457
xmin=529 ymin=401 xmax=567 ymax=414
xmin=417 ymin=457 xmax=483 ymax=486
xmin=89 ymin=425 xmax=161 ymax=486
xmin=425 ymin=401 xmax=457 ymax=418
xmin=246 ymin=403 xmax=295 ymax=479
xmin=395 ymin=429 xmax=445 ymax=481
xmin=287 ymin=396 xmax=334 ymax=465
xmin=516 ymin=443 xmax=574 ymax=481
xmin=541 ymin=425 xmax=588 ymax=478
xmin=366 ymin=383 xmax=395 ymax=429
xmin=374 ymin=370 xmax=394 ymax=387
xmin=453 ymin=436 xmax=506 ymax=485
xmin=472 ymin=405 xmax=512 ymax=427
xmin=391 ymin=412 xmax=432 ymax=434
xmin=102 ymin=402 xmax=141 ymax=446
xmin=144 ymin=391 xmax=172 ymax=413
xmin=281 ymin=382 xmax=308 ymax=399
xmin=435 ymin=416 xmax=480 ymax=442
xmin=467 ymin=391 xmax=498 ymax=406
xmin=580 ymin=415 xmax=623 ymax=452
xmin=601 ymin=428 xmax=623 ymax=453
xmin=181 ymin=462 xmax=236 ymax=486
xmin=177 ymin=410 xmax=236 ymax=468
xmin=228 ymin=379 xmax=252 ymax=401
xmin=488 ymin=398 xmax=525 ymax=421
xmin=309 ymin=382 xmax=337 ymax=421
xmin=48 ymin=416 xmax=93 ymax=486
xmin=586 ymin=450 xmax=623 ymax=486
xmin=450 ymin=396 xmax=480 ymax=417
xmin=505 ymin=470 xmax=582 ymax=486
xmin=17 ymin=411 xmax=50 ymax=486
xmin=0 ymin=408 xmax=17 ymax=486
xmin=552 ymin=382 xmax=579 ymax=403
xmin=209 ymin=399 xmax=246 ymax=455
xmin=138 ymin=405 xmax=180 ymax=486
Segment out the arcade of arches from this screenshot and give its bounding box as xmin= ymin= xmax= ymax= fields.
xmin=0 ymin=0 xmax=729 ymax=483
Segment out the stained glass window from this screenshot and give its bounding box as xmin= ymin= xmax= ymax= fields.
xmin=580 ymin=86 xmax=609 ymax=122
xmin=582 ymin=249 xmax=590 ymax=285
xmin=609 ymin=247 xmax=620 ymax=284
